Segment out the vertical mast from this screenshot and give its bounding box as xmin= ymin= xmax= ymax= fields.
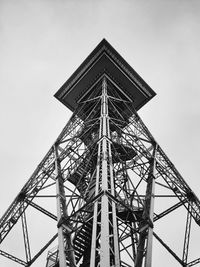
xmin=90 ymin=76 xmax=120 ymax=267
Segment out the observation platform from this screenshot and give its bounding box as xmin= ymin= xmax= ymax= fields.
xmin=54 ymin=39 xmax=156 ymax=112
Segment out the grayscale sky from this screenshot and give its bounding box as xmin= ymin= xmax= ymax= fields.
xmin=0 ymin=0 xmax=200 ymax=266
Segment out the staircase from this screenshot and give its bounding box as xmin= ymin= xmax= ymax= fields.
xmin=46 ymin=219 xmax=93 ymax=267
xmin=67 ymin=156 xmax=93 ymax=197
xmin=73 ymin=218 xmax=93 ymax=266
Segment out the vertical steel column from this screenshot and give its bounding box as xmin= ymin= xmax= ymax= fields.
xmin=182 ymin=203 xmax=192 ymax=264
xmin=106 ymin=87 xmax=120 ymax=267
xmin=54 ymin=144 xmax=68 ymax=267
xmin=21 ymin=208 xmax=31 ymax=263
xmin=89 ymin=80 xmax=104 ymax=267
xmin=100 ymin=77 xmax=120 ymax=267
xmin=90 ymin=77 xmax=120 ymax=267
xmin=100 ymin=77 xmax=111 ymax=266
xmin=135 ymin=144 xmax=156 ymax=267
xmin=144 ymin=145 xmax=156 ymax=267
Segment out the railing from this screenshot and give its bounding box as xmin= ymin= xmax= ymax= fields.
xmin=46 ymin=246 xmax=58 ymax=267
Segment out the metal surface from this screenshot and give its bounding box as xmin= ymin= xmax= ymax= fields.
xmin=182 ymin=203 xmax=192 ymax=264
xmin=54 ymin=39 xmax=156 ymax=112
xmin=0 ymin=42 xmax=200 ymax=267
xmin=55 ymin=144 xmax=68 ymax=267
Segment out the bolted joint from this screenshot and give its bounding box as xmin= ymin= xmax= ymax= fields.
xmin=57 ymin=216 xmax=66 ymax=228
xmin=186 ymin=190 xmax=195 ymax=202
xmin=57 ymin=216 xmax=72 ymax=231
xmin=147 ymin=217 xmax=154 ymax=229
xmin=17 ymin=190 xmax=27 ymax=202
xmin=139 ymin=217 xmax=154 ymax=233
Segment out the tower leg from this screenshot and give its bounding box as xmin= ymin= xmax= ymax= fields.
xmin=55 ymin=144 xmax=67 ymax=267
xmin=182 ymin=203 xmax=192 ymax=265
xmin=90 ymin=77 xmax=120 ymax=267
xmin=55 ymin=144 xmax=76 ymax=267
xmin=135 ymin=146 xmax=156 ymax=267
xmin=144 ymin=153 xmax=156 ymax=267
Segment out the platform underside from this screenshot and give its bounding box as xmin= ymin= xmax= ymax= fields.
xmin=54 ymin=39 xmax=156 ymax=113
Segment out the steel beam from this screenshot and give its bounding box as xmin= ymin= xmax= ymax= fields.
xmin=153 ymin=232 xmax=184 ymax=265
xmin=21 ymin=208 xmax=31 ymax=262
xmin=182 ymin=203 xmax=192 ymax=264
xmin=0 ymin=249 xmax=27 ymax=266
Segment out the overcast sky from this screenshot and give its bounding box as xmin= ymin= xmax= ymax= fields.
xmin=1 ymin=1 xmax=200 ymax=266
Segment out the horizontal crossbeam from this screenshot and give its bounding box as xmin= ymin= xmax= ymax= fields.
xmin=0 ymin=249 xmax=27 ymax=266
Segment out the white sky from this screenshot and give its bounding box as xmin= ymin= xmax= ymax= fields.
xmin=0 ymin=0 xmax=200 ymax=266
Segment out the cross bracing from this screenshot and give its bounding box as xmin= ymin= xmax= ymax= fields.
xmin=0 ymin=40 xmax=200 ymax=267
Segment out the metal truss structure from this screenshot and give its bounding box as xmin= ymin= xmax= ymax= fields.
xmin=1 ymin=40 xmax=200 ymax=267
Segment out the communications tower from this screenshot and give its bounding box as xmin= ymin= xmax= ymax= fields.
xmin=1 ymin=39 xmax=200 ymax=267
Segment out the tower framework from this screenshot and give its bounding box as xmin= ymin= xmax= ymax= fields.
xmin=1 ymin=39 xmax=200 ymax=267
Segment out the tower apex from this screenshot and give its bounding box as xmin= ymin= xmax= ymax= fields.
xmin=54 ymin=39 xmax=156 ymax=112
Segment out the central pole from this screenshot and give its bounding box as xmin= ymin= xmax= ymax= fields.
xmin=100 ymin=77 xmax=111 ymax=266
xmin=90 ymin=76 xmax=120 ymax=267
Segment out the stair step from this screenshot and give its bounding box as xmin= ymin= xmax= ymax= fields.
xmin=74 ymin=245 xmax=84 ymax=255
xmin=78 ymin=232 xmax=91 ymax=240
xmin=81 ymin=230 xmax=92 ymax=239
xmin=75 ymin=236 xmax=91 ymax=247
xmin=72 ymin=219 xmax=93 ymax=262
xmin=74 ymin=242 xmax=87 ymax=251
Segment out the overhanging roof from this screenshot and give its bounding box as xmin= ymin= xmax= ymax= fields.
xmin=54 ymin=39 xmax=156 ymax=112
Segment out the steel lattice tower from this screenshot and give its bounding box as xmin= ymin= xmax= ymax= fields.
xmin=1 ymin=39 xmax=200 ymax=267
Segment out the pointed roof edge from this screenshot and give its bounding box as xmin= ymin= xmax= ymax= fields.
xmin=54 ymin=38 xmax=156 ymax=112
